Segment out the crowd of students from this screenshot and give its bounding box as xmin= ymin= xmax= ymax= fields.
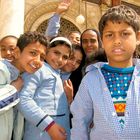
xmin=0 ymin=0 xmax=140 ymax=140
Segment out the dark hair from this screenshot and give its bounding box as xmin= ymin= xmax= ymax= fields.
xmin=80 ymin=28 xmax=102 ymax=49
xmin=72 ymin=44 xmax=85 ymax=57
xmin=0 ymin=35 xmax=18 ymax=41
xmin=72 ymin=44 xmax=86 ymax=68
xmin=99 ymin=5 xmax=140 ymax=38
xmin=17 ymin=31 xmax=49 ymax=52
xmin=69 ymin=44 xmax=85 ymax=96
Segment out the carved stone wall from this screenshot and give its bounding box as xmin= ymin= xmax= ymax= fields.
xmin=24 ymin=0 xmax=101 ymax=34
xmin=37 ymin=18 xmax=80 ymax=36
xmin=24 ymin=0 xmax=140 ymax=35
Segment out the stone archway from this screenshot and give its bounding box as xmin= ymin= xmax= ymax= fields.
xmin=24 ymin=1 xmax=85 ymax=34
xmin=37 ymin=18 xmax=80 ymax=36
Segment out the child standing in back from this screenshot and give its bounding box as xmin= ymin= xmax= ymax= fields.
xmin=0 ymin=35 xmax=20 ymax=61
xmin=18 ymin=37 xmax=72 ymax=140
xmin=71 ymin=5 xmax=140 ymax=140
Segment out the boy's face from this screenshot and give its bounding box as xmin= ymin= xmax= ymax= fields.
xmin=61 ymin=49 xmax=83 ymax=72
xmin=0 ymin=37 xmax=20 ymax=61
xmin=68 ymin=32 xmax=80 ymax=45
xmin=82 ymin=30 xmax=99 ymax=58
xmin=15 ymin=42 xmax=46 ymax=73
xmin=45 ymin=44 xmax=70 ymax=70
xmin=102 ymin=21 xmax=139 ymax=67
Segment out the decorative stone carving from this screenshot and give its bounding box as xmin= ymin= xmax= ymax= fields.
xmin=24 ymin=1 xmax=100 ymax=34
xmin=37 ymin=18 xmax=80 ymax=36
xmin=24 ymin=1 xmax=83 ymax=33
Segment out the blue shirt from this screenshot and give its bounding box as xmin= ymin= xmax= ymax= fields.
xmin=71 ymin=60 xmax=140 ymax=140
xmin=61 ymin=72 xmax=71 ymax=81
xmin=18 ymin=63 xmax=70 ymax=140
xmin=45 ymin=14 xmax=60 ymax=38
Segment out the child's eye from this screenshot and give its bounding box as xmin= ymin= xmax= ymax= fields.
xmin=54 ymin=51 xmax=60 ymax=55
xmin=76 ymin=37 xmax=80 ymax=42
xmin=30 ymin=51 xmax=37 ymax=56
xmin=63 ymin=55 xmax=69 ymax=60
xmin=76 ymin=60 xmax=82 ymax=65
xmin=121 ymin=32 xmax=130 ymax=37
xmin=10 ymin=48 xmax=15 ymax=51
xmin=105 ymin=33 xmax=113 ymax=39
xmin=1 ymin=47 xmax=6 ymax=52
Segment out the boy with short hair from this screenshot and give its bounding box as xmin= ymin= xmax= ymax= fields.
xmin=71 ymin=5 xmax=140 ymax=140
xmin=0 ymin=31 xmax=49 ymax=140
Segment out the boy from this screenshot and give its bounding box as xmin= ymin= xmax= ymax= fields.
xmin=71 ymin=5 xmax=140 ymax=140
xmin=0 ymin=31 xmax=49 ymax=140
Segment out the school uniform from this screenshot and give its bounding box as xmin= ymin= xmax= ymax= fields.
xmin=0 ymin=60 xmax=18 ymax=140
xmin=71 ymin=60 xmax=140 ymax=140
xmin=1 ymin=59 xmax=24 ymax=140
xmin=61 ymin=72 xmax=71 ymax=81
xmin=45 ymin=13 xmax=60 ymax=38
xmin=18 ymin=62 xmax=70 ymax=140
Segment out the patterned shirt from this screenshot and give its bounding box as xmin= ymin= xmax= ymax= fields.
xmin=101 ymin=64 xmax=134 ymax=128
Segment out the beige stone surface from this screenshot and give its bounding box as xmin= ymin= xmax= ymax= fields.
xmin=0 ymin=0 xmax=24 ymax=38
xmin=24 ymin=0 xmax=140 ymax=33
xmin=24 ymin=0 xmax=101 ymax=33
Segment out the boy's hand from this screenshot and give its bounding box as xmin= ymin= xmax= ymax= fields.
xmin=47 ymin=123 xmax=67 ymax=140
xmin=63 ymin=79 xmax=73 ymax=104
xmin=11 ymin=76 xmax=23 ymax=92
xmin=56 ymin=0 xmax=73 ymax=15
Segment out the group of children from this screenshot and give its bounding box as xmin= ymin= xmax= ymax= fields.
xmin=0 ymin=31 xmax=84 ymax=140
xmin=0 ymin=3 xmax=140 ymax=140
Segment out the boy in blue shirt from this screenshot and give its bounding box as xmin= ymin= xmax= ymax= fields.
xmin=0 ymin=31 xmax=49 ymax=140
xmin=71 ymin=5 xmax=140 ymax=140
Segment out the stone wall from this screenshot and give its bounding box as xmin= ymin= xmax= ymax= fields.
xmin=24 ymin=0 xmax=102 ymax=34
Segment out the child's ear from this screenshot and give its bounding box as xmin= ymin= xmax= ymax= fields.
xmin=136 ymin=31 xmax=140 ymax=46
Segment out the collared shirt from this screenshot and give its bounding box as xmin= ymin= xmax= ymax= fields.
xmin=18 ymin=62 xmax=70 ymax=140
xmin=2 ymin=59 xmax=19 ymax=81
xmin=71 ymin=59 xmax=140 ymax=140
xmin=61 ymin=71 xmax=71 ymax=81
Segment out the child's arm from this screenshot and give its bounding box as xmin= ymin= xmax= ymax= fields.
xmin=11 ymin=76 xmax=23 ymax=92
xmin=45 ymin=0 xmax=71 ymax=40
xmin=63 ymin=79 xmax=73 ymax=105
